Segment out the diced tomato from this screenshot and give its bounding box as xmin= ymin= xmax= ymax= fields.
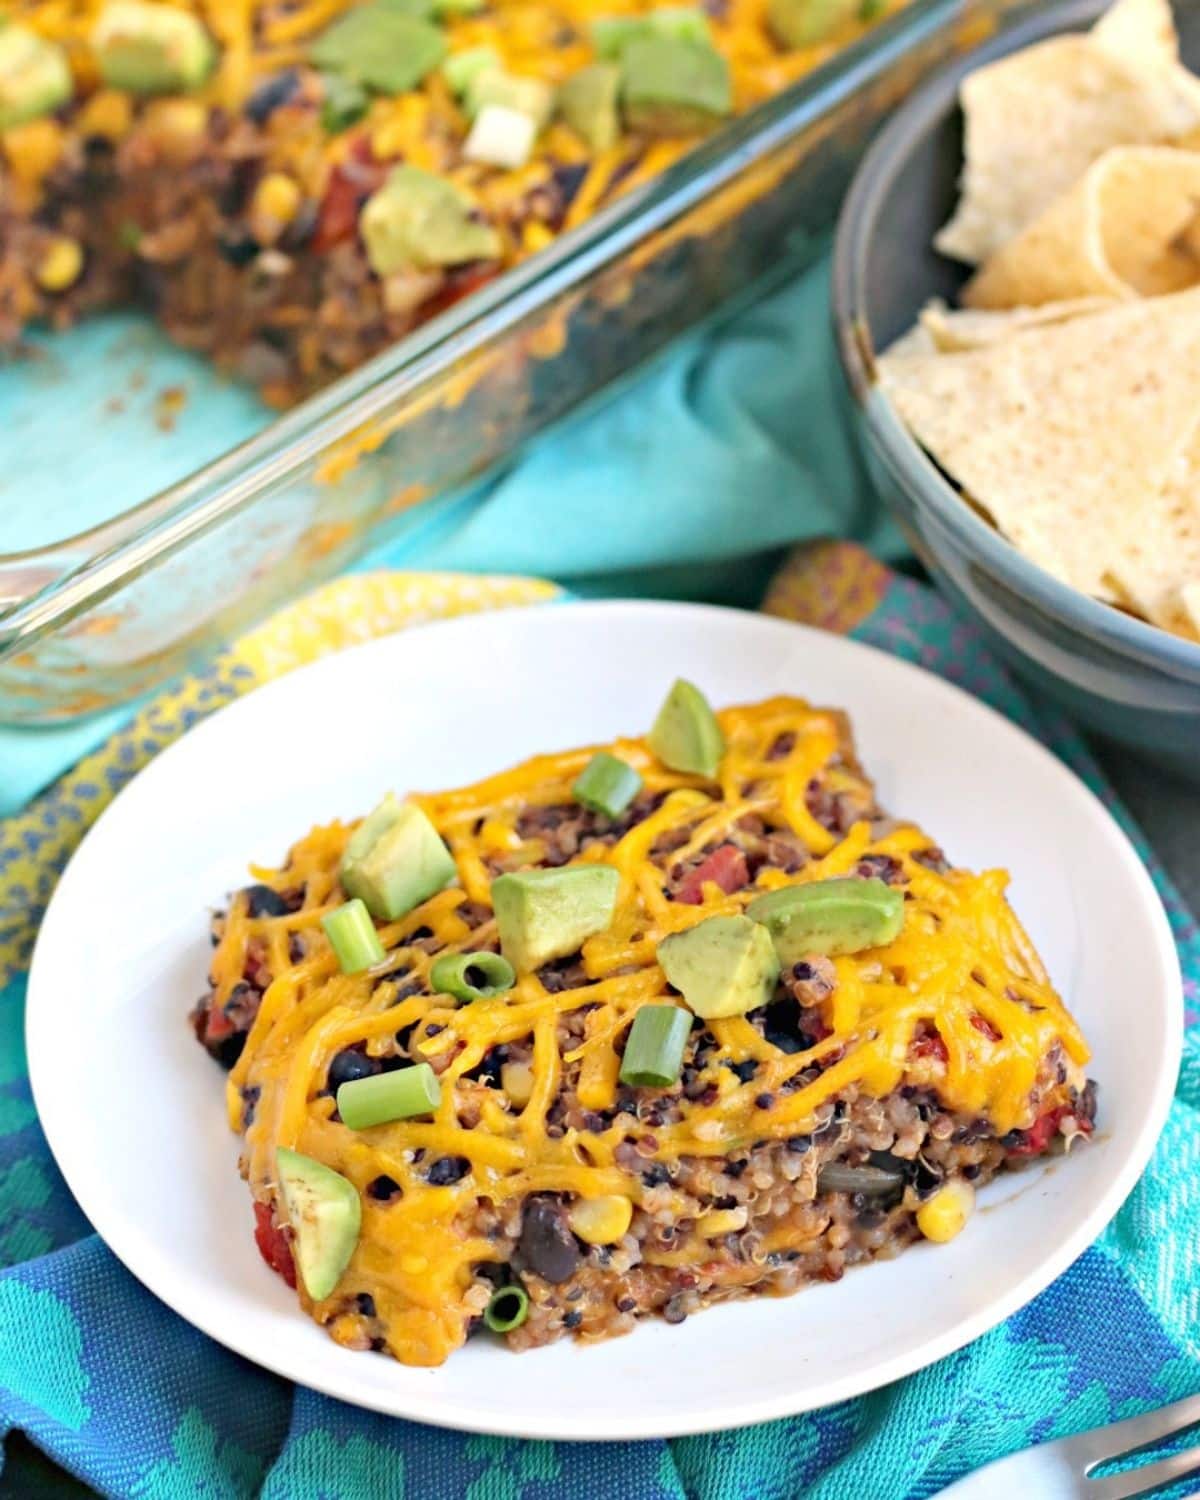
xmin=253 ymin=1201 xmax=297 ymax=1288
xmin=911 ymin=1030 xmax=948 ymax=1063
xmin=970 ymin=1014 xmax=1002 ymax=1042
xmin=204 ymin=1005 xmax=234 ymax=1042
xmin=423 ymin=262 xmax=501 ymax=318
xmin=676 ymin=845 xmax=750 ymax=905
xmin=1007 ymin=1105 xmax=1067 ymax=1158
xmin=312 ymin=140 xmax=385 ymax=253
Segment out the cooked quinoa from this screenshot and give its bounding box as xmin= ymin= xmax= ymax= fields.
xmin=1 ymin=0 xmax=905 ymax=405
xmin=192 ymin=692 xmax=1097 ymax=1367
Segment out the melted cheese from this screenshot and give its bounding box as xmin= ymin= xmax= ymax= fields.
xmin=210 ymin=696 xmax=1090 ymax=1366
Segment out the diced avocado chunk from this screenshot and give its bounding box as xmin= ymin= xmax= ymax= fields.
xmin=360 ymin=164 xmax=501 ymax=274
xmin=648 ymin=678 xmax=725 ymax=778
xmin=492 ymin=865 xmax=619 ymax=972
xmin=657 ymin=914 xmax=779 ymax=1020
xmin=620 ymin=35 xmax=731 ymax=135
xmin=443 ymin=44 xmax=500 ymax=97
xmin=275 ymin=1148 xmax=361 ymax=1302
xmin=311 ymin=4 xmax=446 ymax=95
xmin=592 ymin=7 xmax=711 ymax=59
xmin=339 ymin=795 xmax=456 ymax=920
xmin=746 ymin=877 xmax=905 ymax=965
xmin=766 ymin=0 xmax=859 ymax=48
xmin=92 ymin=1 xmax=215 ymax=95
xmin=466 ymin=67 xmax=553 ymax=127
xmin=558 ymin=63 xmax=620 ymax=152
xmin=342 ymin=791 xmax=403 ymax=868
xmin=0 ymin=25 xmax=72 ymax=130
xmin=320 ymin=72 xmax=369 ymax=133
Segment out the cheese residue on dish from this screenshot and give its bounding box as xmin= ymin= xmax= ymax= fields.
xmin=208 ymin=696 xmax=1089 ymax=1365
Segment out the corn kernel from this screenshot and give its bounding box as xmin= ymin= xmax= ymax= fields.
xmin=501 ymin=1059 xmax=534 ymax=1107
xmin=3 ymin=117 xmax=64 ymax=184
xmin=521 ymin=220 xmax=555 ymax=254
xmin=568 ymin=1194 xmax=633 ymax=1246
xmin=916 ymin=1179 xmax=975 ymax=1244
xmin=143 ymin=99 xmax=208 ymax=161
xmin=697 ymin=1206 xmax=748 ymax=1238
xmin=250 ymin=172 xmax=303 ymax=246
xmin=77 ymin=89 xmax=133 ymax=142
xmin=35 ymin=236 xmax=85 ymax=293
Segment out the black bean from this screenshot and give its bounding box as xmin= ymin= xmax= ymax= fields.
xmin=786 ymin=1134 xmax=812 ymax=1154
xmin=616 ymin=1296 xmax=637 ymax=1313
xmin=218 ymin=228 xmax=259 ymax=268
xmin=754 ymin=1092 xmax=774 ymax=1110
xmin=551 ymin=160 xmax=588 ymax=211
xmin=792 ymin=961 xmax=816 ymax=981
xmin=563 ymin=1309 xmax=582 ymax=1329
xmin=281 ymin=199 xmax=317 ymax=251
xmin=663 ymin=1295 xmax=689 ymax=1325
xmin=245 ymin=69 xmax=300 ymax=123
xmin=728 ymin=1059 xmax=758 ymax=1083
xmin=761 ymin=996 xmax=807 ymax=1054
xmin=518 ymin=1198 xmax=583 ymax=1284
xmin=908 ymin=1157 xmax=943 ymax=1199
xmin=470 ymin=1046 xmax=507 ymax=1087
xmin=640 ymin=1163 xmax=670 ymax=1188
xmin=211 ymin=1032 xmax=246 ymax=1070
xmin=426 ymin=1156 xmax=470 ymax=1186
xmin=356 ymin=1292 xmax=377 ymax=1317
xmin=367 ymin=1175 xmax=402 ymax=1202
xmin=243 ymin=883 xmax=290 ymax=917
xmin=328 ymin=1048 xmax=380 ymax=1092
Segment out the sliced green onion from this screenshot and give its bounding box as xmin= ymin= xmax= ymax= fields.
xmin=572 ymin=751 xmax=643 ymax=819
xmin=484 ymin=1283 xmax=530 ymax=1332
xmin=442 ymin=43 xmax=500 ymax=95
xmin=320 ymin=72 xmax=368 ymax=133
xmin=337 ymin=1062 xmax=441 ymax=1129
xmin=430 ymin=950 xmax=515 ymax=1002
xmin=620 ymin=1003 xmax=692 ymax=1088
xmin=322 ymin=898 xmax=386 ymax=974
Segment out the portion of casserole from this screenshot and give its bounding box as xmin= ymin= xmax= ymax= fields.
xmin=1 ymin=0 xmax=898 ymax=405
xmin=192 ymin=683 xmax=1097 ymax=1367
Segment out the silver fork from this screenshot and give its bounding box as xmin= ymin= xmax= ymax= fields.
xmin=934 ymin=1393 xmax=1200 ymax=1498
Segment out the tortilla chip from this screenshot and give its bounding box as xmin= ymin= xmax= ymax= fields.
xmin=877 ymin=288 xmax=1200 ymax=599
xmin=935 ymin=0 xmax=1200 ymax=265
xmin=1105 ymin=425 xmax=1200 ymax=638
xmin=915 ymin=296 xmax=1115 ymax=352
xmin=963 ymin=147 xmax=1200 ymax=308
xmin=1180 ymin=583 xmax=1200 ymax=638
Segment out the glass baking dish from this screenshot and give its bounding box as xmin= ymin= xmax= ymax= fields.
xmin=0 ymin=0 xmax=1012 ymax=724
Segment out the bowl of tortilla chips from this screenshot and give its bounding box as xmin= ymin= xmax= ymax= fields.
xmin=833 ymin=0 xmax=1200 ymax=776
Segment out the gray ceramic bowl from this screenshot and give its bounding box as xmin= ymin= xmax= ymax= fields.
xmin=832 ymin=0 xmax=1200 ymax=778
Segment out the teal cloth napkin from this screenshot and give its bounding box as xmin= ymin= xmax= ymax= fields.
xmin=0 ymin=258 xmax=902 ymax=815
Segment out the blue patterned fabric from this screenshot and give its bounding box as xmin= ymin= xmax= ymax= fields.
xmin=1 ymin=568 xmax=1198 ymax=1499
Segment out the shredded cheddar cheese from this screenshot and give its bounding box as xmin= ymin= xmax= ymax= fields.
xmin=204 ymin=696 xmax=1092 ymax=1367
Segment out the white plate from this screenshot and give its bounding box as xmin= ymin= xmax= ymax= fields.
xmin=27 ymin=602 xmax=1181 ymax=1441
